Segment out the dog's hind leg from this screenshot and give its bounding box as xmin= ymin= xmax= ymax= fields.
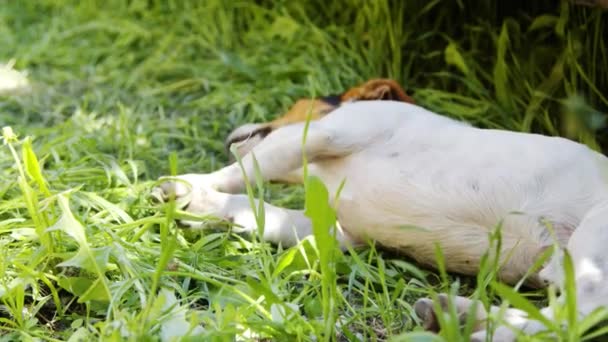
xmin=469 ymin=199 xmax=608 ymax=341
xmin=539 ymin=198 xmax=608 ymax=316
xmin=414 ymin=293 xmax=554 ymax=341
xmin=417 ymin=199 xmax=608 ymax=341
xmin=413 ymin=293 xmax=547 ymax=335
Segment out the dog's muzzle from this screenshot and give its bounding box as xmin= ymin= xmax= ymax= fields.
xmin=224 ymin=123 xmax=272 ymax=160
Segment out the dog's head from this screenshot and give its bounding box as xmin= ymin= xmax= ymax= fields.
xmin=225 ymin=79 xmax=414 ymax=159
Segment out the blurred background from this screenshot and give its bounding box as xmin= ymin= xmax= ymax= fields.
xmin=1 ymin=0 xmax=607 ymax=178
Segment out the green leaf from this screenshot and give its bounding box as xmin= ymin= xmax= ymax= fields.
xmin=304 ymin=175 xmax=339 ymax=338
xmin=22 ymin=137 xmax=50 ymax=196
xmin=268 ymin=16 xmax=300 ymax=41
xmin=578 ymin=307 xmax=608 ymax=337
xmin=303 ymin=295 xmax=323 ymax=318
xmin=387 ymin=259 xmax=427 ymax=283
xmin=444 ymin=42 xmax=470 ymax=76
xmin=581 ymin=315 xmax=608 ymax=341
xmin=48 ymin=195 xmax=87 ymax=246
xmin=79 ymin=192 xmax=134 ymax=224
xmin=555 ymin=1 xmax=569 ymax=37
xmin=57 ymin=246 xmax=112 ymax=274
xmin=246 ymin=277 xmax=281 ymax=305
xmin=528 ymin=15 xmax=558 ymax=32
xmin=67 ymin=327 xmax=91 ymax=342
xmin=270 ymin=302 xmax=299 ymax=323
xmin=492 ymin=282 xmax=557 ymax=330
xmin=109 ymin=160 xmax=131 ymax=186
xmin=272 ymin=247 xmax=298 ymax=278
xmin=304 ymin=176 xmax=337 ymax=253
xmin=389 ymin=331 xmax=445 ymax=342
xmin=57 ymin=276 xmax=96 ymax=297
xmin=493 ymin=22 xmax=511 ymax=108
xmin=78 ymin=277 xmax=110 ymax=303
xmin=562 ymin=251 xmax=578 ymax=332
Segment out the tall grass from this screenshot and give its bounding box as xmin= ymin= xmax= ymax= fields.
xmin=1 ymin=0 xmax=607 ymax=341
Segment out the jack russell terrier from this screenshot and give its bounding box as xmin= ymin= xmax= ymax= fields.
xmin=155 ymin=79 xmax=608 ymax=341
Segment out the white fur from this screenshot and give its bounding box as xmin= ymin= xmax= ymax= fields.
xmin=157 ymin=101 xmax=608 ymax=340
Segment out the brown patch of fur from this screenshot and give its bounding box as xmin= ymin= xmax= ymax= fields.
xmin=269 ymin=79 xmax=413 ymax=130
xmin=341 ymin=79 xmax=415 ymax=104
xmin=269 ymin=99 xmax=336 ymax=129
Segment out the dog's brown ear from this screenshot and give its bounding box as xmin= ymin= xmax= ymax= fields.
xmin=340 ymin=79 xmax=414 ymax=104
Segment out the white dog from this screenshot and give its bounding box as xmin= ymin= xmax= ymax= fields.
xmin=155 ymin=80 xmax=608 ymax=341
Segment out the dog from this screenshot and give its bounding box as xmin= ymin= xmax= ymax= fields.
xmin=155 ymin=79 xmax=608 ymax=341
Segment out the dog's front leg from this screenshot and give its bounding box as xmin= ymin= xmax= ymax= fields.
xmin=220 ymin=122 xmax=341 ymax=192
xmin=155 ymin=121 xmax=341 ymax=206
xmin=210 ymin=195 xmax=356 ymax=248
xmin=154 ymin=174 xmax=355 ymax=248
xmin=159 ymin=121 xmax=339 ymax=196
xmin=155 ymin=121 xmax=357 ymax=247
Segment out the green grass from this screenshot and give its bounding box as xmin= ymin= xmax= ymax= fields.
xmin=1 ymin=0 xmax=608 ymax=341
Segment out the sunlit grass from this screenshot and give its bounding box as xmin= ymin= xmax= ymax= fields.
xmin=1 ymin=0 xmax=607 ymax=341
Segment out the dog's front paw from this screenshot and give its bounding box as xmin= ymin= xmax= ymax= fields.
xmin=153 ymin=173 xmax=231 ymax=228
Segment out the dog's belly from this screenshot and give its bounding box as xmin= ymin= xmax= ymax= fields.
xmin=312 ymin=125 xmax=608 ymax=270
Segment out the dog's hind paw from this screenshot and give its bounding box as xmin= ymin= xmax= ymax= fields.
xmin=470 ymin=327 xmax=516 ymax=342
xmin=414 ymin=293 xmax=554 ymax=342
xmin=414 ymin=294 xmax=476 ymax=333
xmin=413 ymin=297 xmax=441 ymax=332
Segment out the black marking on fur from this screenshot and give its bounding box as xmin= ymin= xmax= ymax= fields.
xmin=320 ymin=94 xmax=342 ymax=107
xmin=225 ymin=125 xmax=272 ymax=151
xmin=387 ymin=87 xmax=405 ymax=101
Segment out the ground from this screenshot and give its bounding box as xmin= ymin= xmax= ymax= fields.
xmin=0 ymin=1 xmax=607 ymax=341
